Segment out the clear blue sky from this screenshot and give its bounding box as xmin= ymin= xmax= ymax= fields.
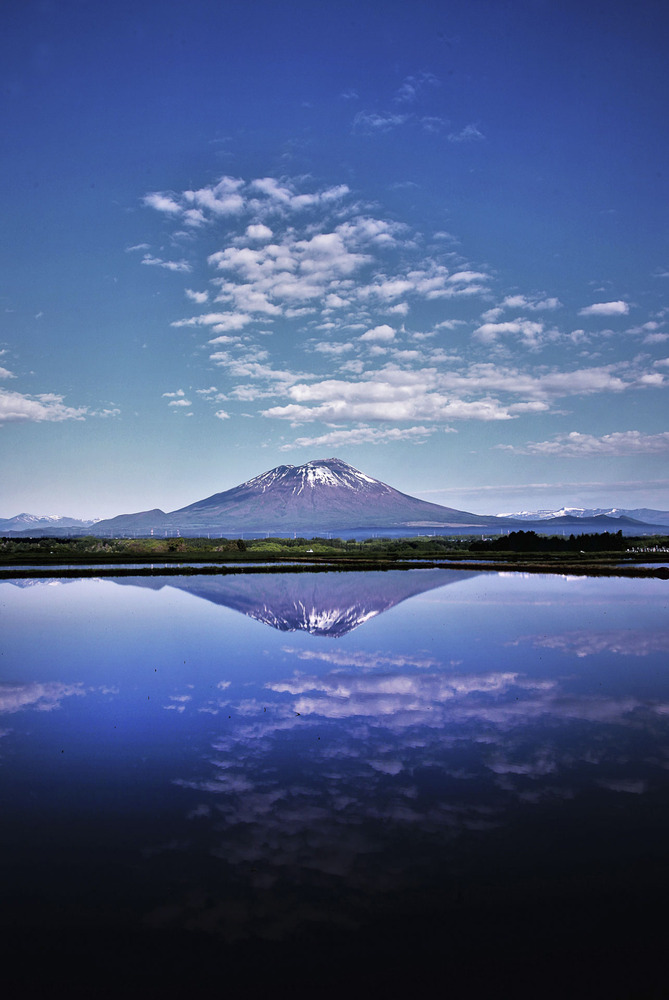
xmin=2 ymin=0 xmax=668 ymax=517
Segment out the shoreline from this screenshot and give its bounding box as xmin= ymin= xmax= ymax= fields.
xmin=1 ymin=560 xmax=667 ymax=580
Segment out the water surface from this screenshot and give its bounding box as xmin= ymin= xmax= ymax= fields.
xmin=2 ymin=569 xmax=668 ymax=997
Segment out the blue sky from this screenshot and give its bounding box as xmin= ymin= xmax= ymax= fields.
xmin=2 ymin=0 xmax=668 ymax=518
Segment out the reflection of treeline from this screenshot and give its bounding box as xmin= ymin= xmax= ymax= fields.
xmin=469 ymin=529 xmax=627 ymax=553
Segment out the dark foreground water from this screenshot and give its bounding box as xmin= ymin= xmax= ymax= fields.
xmin=2 ymin=569 xmax=668 ymax=998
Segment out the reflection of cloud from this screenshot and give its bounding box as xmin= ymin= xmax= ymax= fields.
xmin=513 ymin=629 xmax=669 ymax=658
xmin=284 ymin=647 xmax=445 ymax=671
xmin=597 ymin=778 xmax=647 ymax=794
xmin=0 ymin=681 xmax=85 ymax=714
xmin=149 ymin=650 xmax=669 ymax=944
xmin=267 ymin=670 xmax=549 ymax=720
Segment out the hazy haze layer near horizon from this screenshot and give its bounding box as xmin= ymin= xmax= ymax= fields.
xmin=1 ymin=0 xmax=668 ymax=518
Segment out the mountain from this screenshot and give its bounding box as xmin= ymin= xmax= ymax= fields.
xmin=4 ymin=459 xmax=666 ymax=538
xmin=111 ymin=567 xmax=477 ymax=637
xmin=90 ymin=458 xmax=495 ymax=536
xmin=499 ymin=506 xmax=669 ymax=526
xmin=0 ymin=513 xmax=99 ymax=532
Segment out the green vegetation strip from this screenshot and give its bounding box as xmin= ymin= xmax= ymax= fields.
xmin=1 ymin=531 xmax=667 ymax=579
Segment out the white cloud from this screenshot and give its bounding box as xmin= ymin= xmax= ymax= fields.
xmin=0 ymin=366 xmax=15 ymax=379
xmin=169 ymin=398 xmax=192 ymax=407
xmin=448 ymin=124 xmax=485 ymax=142
xmin=352 ymin=110 xmax=409 ymax=133
xmin=142 ymin=192 xmax=182 ymax=214
xmin=0 ymin=681 xmax=85 ymax=714
xmin=162 ymin=389 xmax=185 ymax=398
xmin=263 ymin=376 xmax=517 ymax=423
xmin=360 ymin=324 xmax=396 ymax=343
xmin=0 ymin=390 xmax=87 ymax=423
xmin=473 ymin=319 xmax=545 ymax=347
xmin=141 ymin=254 xmax=191 ymax=273
xmin=394 ymin=72 xmax=440 ymax=105
xmin=245 ymin=224 xmax=273 ymax=241
xmin=579 ymin=300 xmax=630 ymax=317
xmin=172 ymin=312 xmax=252 ymax=332
xmin=501 ymin=430 xmax=669 ymax=457
xmin=185 ymin=288 xmax=209 ymax=304
xmin=279 ymin=424 xmax=438 ymax=451
xmin=215 ymin=409 xmax=231 ymax=420
xmin=420 ymin=116 xmax=447 ymax=133
xmin=313 ymin=341 xmax=354 ymax=355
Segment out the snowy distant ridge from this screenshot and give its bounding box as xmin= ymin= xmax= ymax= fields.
xmin=498 ymin=506 xmax=669 ymax=526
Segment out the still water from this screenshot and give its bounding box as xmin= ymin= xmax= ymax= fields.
xmin=2 ymin=569 xmax=668 ymax=997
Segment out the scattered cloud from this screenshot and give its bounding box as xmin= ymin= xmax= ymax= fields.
xmin=498 ymin=430 xmax=669 ymax=457
xmin=133 ymin=172 xmax=667 ymax=465
xmin=141 ymin=253 xmax=192 ymax=273
xmin=0 ymin=681 xmax=85 ymax=714
xmin=352 ymin=110 xmax=409 ymax=133
xmin=578 ymin=300 xmax=629 ymax=317
xmin=279 ymin=424 xmax=438 ymax=451
xmin=473 ymin=319 xmax=546 ymax=348
xmin=185 ymin=288 xmax=209 ymax=304
xmin=0 ymin=390 xmax=87 ymax=424
xmin=448 ymin=123 xmax=485 ymax=143
xmin=360 ymin=324 xmax=396 ymax=343
xmin=394 ymin=72 xmax=440 ymax=104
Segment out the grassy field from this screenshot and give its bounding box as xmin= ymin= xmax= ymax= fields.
xmin=1 ymin=531 xmax=667 ymax=579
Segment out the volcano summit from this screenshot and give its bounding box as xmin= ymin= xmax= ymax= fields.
xmin=93 ymin=458 xmax=491 ymax=536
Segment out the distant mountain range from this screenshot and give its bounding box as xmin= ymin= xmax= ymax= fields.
xmin=497 ymin=507 xmax=669 ymax=526
xmin=0 ymin=513 xmax=100 ymax=532
xmin=2 ymin=457 xmax=667 ymax=537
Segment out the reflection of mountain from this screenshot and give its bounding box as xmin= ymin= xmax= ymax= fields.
xmin=114 ymin=568 xmax=476 ymax=637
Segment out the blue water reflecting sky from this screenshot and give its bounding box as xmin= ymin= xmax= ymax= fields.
xmin=1 ymin=569 xmax=668 ymax=992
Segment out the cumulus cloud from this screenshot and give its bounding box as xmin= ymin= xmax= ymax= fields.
xmin=579 ymin=300 xmax=630 ymax=317
xmin=260 ymin=357 xmax=658 ymax=429
xmin=360 ymin=324 xmax=396 ymax=343
xmin=185 ymin=288 xmax=209 ymax=304
xmin=245 ymin=223 xmax=273 ymax=241
xmin=132 ymin=171 xmax=666 ymax=448
xmin=313 ymin=341 xmax=354 ymax=355
xmin=142 ymin=192 xmax=182 ymax=214
xmin=172 ymin=312 xmax=252 ymax=332
xmin=0 ymin=389 xmax=87 ymax=423
xmin=473 ymin=319 xmax=545 ymax=348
